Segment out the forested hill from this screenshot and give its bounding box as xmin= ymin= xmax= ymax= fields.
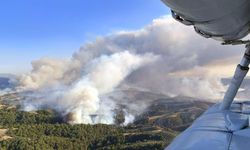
xmin=0 ymin=92 xmax=212 ymax=150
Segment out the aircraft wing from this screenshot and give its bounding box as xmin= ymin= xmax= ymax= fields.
xmin=161 ymin=0 xmax=250 ymax=42
xmin=165 ymin=102 xmax=250 ymax=150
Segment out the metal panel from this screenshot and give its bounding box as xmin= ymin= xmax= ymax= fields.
xmin=165 ymin=103 xmax=250 ymax=150
xmin=161 ymin=0 xmax=250 ymax=41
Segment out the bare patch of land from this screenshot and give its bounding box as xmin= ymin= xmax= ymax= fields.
xmin=0 ymin=129 xmax=12 ymax=141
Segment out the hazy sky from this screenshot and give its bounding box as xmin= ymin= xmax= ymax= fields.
xmin=0 ymin=0 xmax=169 ymax=74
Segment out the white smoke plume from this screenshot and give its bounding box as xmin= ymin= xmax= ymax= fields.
xmin=19 ymin=51 xmax=158 ymax=124
xmin=71 ymin=16 xmax=243 ymax=101
xmin=17 ymin=16 xmax=245 ymax=124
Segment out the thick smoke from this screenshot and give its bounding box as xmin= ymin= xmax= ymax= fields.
xmin=72 ymin=16 xmax=243 ymax=100
xmin=18 ymin=16 xmax=245 ymax=124
xmin=19 ymin=51 xmax=158 ymax=124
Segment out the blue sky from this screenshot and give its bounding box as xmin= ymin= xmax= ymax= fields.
xmin=0 ymin=0 xmax=169 ymax=74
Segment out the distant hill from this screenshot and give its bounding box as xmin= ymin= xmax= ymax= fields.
xmin=0 ymin=77 xmax=11 ymax=90
xmin=134 ymin=97 xmax=212 ymax=131
xmin=0 ymin=74 xmax=16 ymax=90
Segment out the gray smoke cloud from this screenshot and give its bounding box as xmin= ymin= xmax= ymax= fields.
xmin=17 ymin=16 xmax=245 ymax=124
xmin=73 ymin=16 xmax=244 ymax=100
xmin=19 ymin=51 xmax=158 ymax=124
